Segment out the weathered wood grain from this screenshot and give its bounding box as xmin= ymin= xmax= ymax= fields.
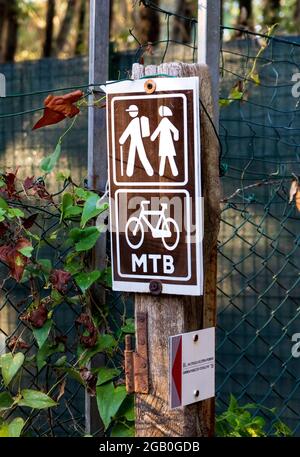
xmin=132 ymin=62 xmax=220 ymax=437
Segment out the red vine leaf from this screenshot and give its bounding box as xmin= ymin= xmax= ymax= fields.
xmin=23 ymin=176 xmax=35 ymax=191
xmin=79 ymin=367 xmax=97 ymax=396
xmin=50 ymin=269 xmax=72 ymax=293
xmin=0 ymin=170 xmax=19 ymax=198
xmin=7 ymin=336 xmax=30 ymax=351
xmin=76 ymin=313 xmax=98 ymax=348
xmin=20 ymin=303 xmax=48 ymax=329
xmin=32 ymin=90 xmax=84 ymax=130
xmin=0 ymin=238 xmax=31 ymax=281
xmin=24 ymin=177 xmax=52 ymax=201
xmin=22 ymin=214 xmax=38 ymax=229
xmin=0 ymin=222 xmax=8 ymax=237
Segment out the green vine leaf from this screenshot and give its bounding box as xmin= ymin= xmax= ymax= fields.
xmin=78 ymin=334 xmax=117 ymax=367
xmin=36 ymin=341 xmax=65 ymax=372
xmin=121 ymin=318 xmax=135 ymax=334
xmin=18 ymin=389 xmax=57 ymax=409
xmin=96 ymin=382 xmax=127 ymax=430
xmin=0 ymin=196 xmax=8 ymax=211
xmin=17 ymin=244 xmax=34 ymax=258
xmin=117 ymin=394 xmax=135 ymax=422
xmin=69 ymin=226 xmax=101 ymax=252
xmin=33 ymin=319 xmax=52 ymax=349
xmin=0 ymin=418 xmax=25 ymax=438
xmin=40 ymin=141 xmax=62 ymax=174
xmin=96 ymin=367 xmax=121 ymax=386
xmin=1 ymin=352 xmax=25 ymax=387
xmin=81 ymin=193 xmax=108 ymax=228
xmin=75 ymin=270 xmax=100 ymax=293
xmin=0 ymin=391 xmax=14 ymax=411
xmin=61 ymin=192 xmax=82 ymax=221
xmin=111 ymin=422 xmax=135 ymax=437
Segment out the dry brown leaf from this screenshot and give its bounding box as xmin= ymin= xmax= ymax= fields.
xmin=57 ymin=378 xmax=66 ymax=402
xmin=296 ymin=190 xmax=300 ymax=212
xmin=289 ymin=179 xmax=299 ymax=203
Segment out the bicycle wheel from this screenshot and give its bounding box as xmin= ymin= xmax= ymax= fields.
xmin=162 ymin=218 xmax=180 ymax=251
xmin=125 ymin=217 xmax=144 ymax=250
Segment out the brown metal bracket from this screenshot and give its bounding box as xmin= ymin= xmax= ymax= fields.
xmin=124 ymin=312 xmax=149 ymax=394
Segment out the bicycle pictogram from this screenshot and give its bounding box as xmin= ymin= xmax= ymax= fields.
xmin=125 ymin=200 xmax=180 ymax=251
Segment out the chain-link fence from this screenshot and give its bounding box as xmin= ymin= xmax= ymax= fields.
xmin=123 ymin=1 xmax=300 ymax=435
xmin=1 ymin=1 xmax=300 ymax=436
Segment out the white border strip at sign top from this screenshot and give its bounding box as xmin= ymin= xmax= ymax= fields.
xmin=107 ymin=77 xmax=203 ymax=296
xmin=111 ymin=94 xmax=188 ymax=186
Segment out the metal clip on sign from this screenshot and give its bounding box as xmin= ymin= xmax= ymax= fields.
xmin=124 ymin=312 xmax=149 ymax=394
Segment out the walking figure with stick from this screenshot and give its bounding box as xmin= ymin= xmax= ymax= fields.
xmin=119 ymin=105 xmax=153 ymax=177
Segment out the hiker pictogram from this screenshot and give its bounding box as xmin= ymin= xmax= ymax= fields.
xmin=119 ymin=105 xmax=153 ymax=177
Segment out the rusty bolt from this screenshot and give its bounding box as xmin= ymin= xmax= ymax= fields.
xmin=193 ymin=334 xmax=199 ymax=342
xmin=194 ymin=389 xmax=200 ymax=398
xmin=149 ymin=280 xmax=162 ymax=295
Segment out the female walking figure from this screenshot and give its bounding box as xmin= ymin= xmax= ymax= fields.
xmin=150 ymin=105 xmax=179 ymax=177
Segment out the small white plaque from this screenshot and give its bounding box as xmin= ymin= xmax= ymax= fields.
xmin=169 ymin=327 xmax=215 ymax=409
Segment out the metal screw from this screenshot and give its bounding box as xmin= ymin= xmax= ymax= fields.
xmin=193 ymin=334 xmax=199 ymax=342
xmin=194 ymin=390 xmax=199 ymax=398
xmin=144 ymin=79 xmax=156 ymax=94
xmin=149 ymin=280 xmax=162 ymax=295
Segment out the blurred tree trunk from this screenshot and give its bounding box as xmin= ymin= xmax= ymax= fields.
xmin=135 ymin=0 xmax=160 ymax=44
xmin=3 ymin=1 xmax=19 ymax=62
xmin=43 ymin=0 xmax=56 ymax=58
xmin=220 ymin=0 xmax=224 ymax=25
xmin=172 ymin=0 xmax=196 ymax=44
xmin=237 ymin=0 xmax=253 ymax=28
xmin=55 ymin=0 xmax=80 ymax=55
xmin=74 ymin=0 xmax=86 ymax=55
xmin=263 ymin=0 xmax=281 ymax=25
xmin=295 ymin=0 xmax=300 ymax=31
xmin=0 ymin=0 xmax=7 ymax=63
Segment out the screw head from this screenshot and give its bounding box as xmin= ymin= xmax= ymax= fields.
xmin=144 ymin=79 xmax=156 ymax=94
xmin=194 ymin=389 xmax=200 ymax=398
xmin=149 ymin=280 xmax=162 ymax=295
xmin=193 ymin=334 xmax=199 ymax=342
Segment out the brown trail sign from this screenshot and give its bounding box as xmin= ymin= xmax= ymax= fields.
xmin=106 ymin=77 xmax=203 ymax=296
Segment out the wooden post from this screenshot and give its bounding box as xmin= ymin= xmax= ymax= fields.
xmin=87 ymin=0 xmax=110 ymax=436
xmin=132 ymin=62 xmax=220 ymax=437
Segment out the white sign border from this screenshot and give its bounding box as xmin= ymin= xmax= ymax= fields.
xmin=107 ymin=76 xmax=203 ymax=297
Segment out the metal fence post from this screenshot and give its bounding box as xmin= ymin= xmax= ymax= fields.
xmin=86 ymin=0 xmax=110 ymax=436
xmin=198 ymin=0 xmax=221 ymax=123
